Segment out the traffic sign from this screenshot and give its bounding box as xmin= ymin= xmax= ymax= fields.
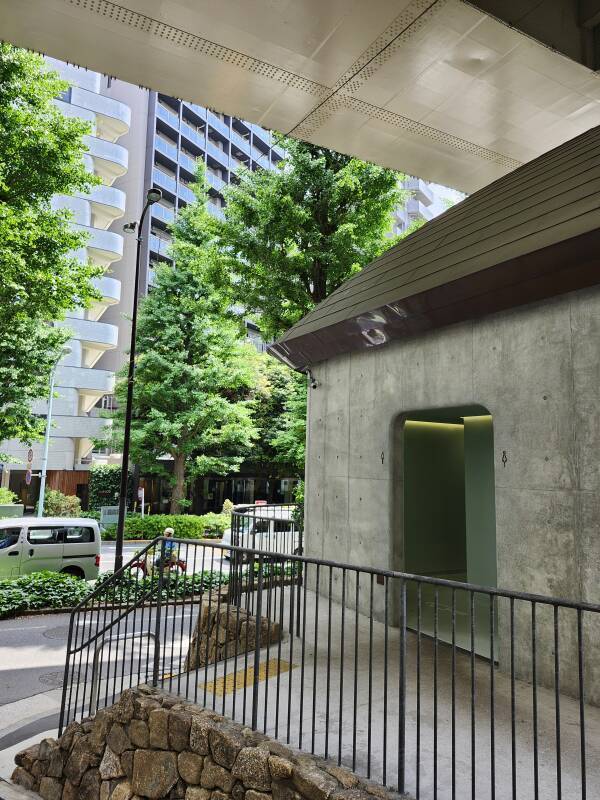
xmin=25 ymin=469 xmax=32 ymax=486
xmin=27 ymin=449 xmax=33 ymax=463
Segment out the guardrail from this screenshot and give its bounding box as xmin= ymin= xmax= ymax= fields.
xmin=59 ymin=508 xmax=598 ymax=800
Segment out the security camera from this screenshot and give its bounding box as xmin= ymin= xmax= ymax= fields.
xmin=306 ymin=369 xmax=319 ymax=389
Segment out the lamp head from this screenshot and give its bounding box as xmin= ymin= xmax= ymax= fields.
xmin=146 ymin=188 xmax=162 ymax=204
xmin=123 ymin=221 xmax=137 ymax=235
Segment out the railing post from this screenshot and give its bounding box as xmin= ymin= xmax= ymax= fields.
xmin=58 ymin=613 xmax=76 ymax=735
xmin=251 ymin=555 xmax=264 ymax=731
xmin=152 ymin=539 xmax=165 ymax=687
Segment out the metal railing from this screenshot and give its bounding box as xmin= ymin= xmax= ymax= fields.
xmin=59 ymin=506 xmax=600 ymax=800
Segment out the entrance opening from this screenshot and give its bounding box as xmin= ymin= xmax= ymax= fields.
xmin=401 ymin=405 xmax=496 ymax=652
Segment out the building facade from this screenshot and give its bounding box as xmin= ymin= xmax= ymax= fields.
xmin=0 ymin=60 xmax=133 ymax=509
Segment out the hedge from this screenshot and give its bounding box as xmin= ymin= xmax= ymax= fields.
xmin=94 ymin=570 xmax=229 ymax=604
xmin=101 ymin=513 xmax=229 ymax=541
xmin=0 ymin=571 xmax=90 ymax=619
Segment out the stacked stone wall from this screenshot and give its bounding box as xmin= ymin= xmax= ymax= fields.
xmin=12 ymin=687 xmax=407 ymax=800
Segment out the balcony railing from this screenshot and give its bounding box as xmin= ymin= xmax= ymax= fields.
xmin=206 ymin=172 xmax=226 ymax=193
xmin=59 ymin=503 xmax=599 ymax=800
xmin=156 ymin=102 xmax=180 ymax=131
xmin=151 ymin=203 xmax=175 ymax=224
xmin=206 ymin=139 xmax=230 ymax=169
xmin=178 ymin=183 xmax=196 ymax=204
xmin=149 ymin=233 xmax=171 ymax=257
xmin=231 ymin=129 xmax=251 ymax=155
xmin=155 ymin=136 xmax=178 ymax=162
xmin=181 ymin=121 xmax=205 ymax=149
xmin=153 ymin=167 xmax=177 ymax=194
xmin=179 ymin=151 xmax=199 ymax=176
xmin=207 ymin=110 xmax=230 ymax=138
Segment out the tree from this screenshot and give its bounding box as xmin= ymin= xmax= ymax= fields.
xmin=270 ymin=370 xmax=307 ymax=476
xmin=103 ymin=166 xmax=260 ymax=513
xmin=0 ymin=44 xmax=100 ymax=448
xmin=220 ymin=136 xmax=405 ymax=339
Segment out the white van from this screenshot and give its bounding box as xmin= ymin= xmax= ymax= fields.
xmin=0 ymin=517 xmax=101 ymax=580
xmin=221 ymin=505 xmax=300 ymax=559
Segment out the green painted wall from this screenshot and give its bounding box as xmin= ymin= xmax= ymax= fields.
xmin=464 ymin=415 xmax=497 ymax=587
xmin=403 ymin=421 xmax=467 ymax=578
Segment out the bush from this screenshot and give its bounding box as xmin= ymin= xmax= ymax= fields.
xmin=0 ymin=487 xmax=18 ymax=505
xmin=222 ymin=499 xmax=234 ymax=516
xmin=0 ymin=571 xmax=90 ymax=619
xmin=101 ymin=513 xmax=229 ymax=541
xmin=80 ymin=510 xmax=101 ymax=521
xmin=40 ymin=489 xmax=81 ymax=517
xmin=94 ymin=569 xmax=229 ymax=604
xmin=88 ymin=464 xmax=132 ymax=510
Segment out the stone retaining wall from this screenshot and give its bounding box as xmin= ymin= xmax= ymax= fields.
xmin=12 ymin=687 xmax=407 ymax=800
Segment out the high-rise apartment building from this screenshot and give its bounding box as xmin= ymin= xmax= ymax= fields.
xmin=0 ymin=60 xmax=133 ymax=509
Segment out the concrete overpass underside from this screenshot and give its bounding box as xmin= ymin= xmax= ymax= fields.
xmin=2 ymin=0 xmax=600 ymax=192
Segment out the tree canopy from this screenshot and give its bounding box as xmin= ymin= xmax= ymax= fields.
xmin=220 ymin=136 xmax=405 ymax=339
xmin=104 ymin=166 xmax=260 ymax=513
xmin=0 ymin=44 xmax=100 ymax=449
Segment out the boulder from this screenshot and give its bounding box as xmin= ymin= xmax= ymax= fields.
xmin=185 ymin=789 xmax=211 ymax=800
xmin=47 ymin=748 xmax=65 ymax=778
xmin=149 ymin=708 xmax=171 ymax=750
xmin=40 ymin=777 xmax=64 ymax=800
xmin=132 ymin=750 xmax=178 ymax=799
xmin=15 ymin=745 xmax=40 ymax=773
xmin=209 ymin=724 xmax=245 ymax=769
xmin=114 ymin=691 xmax=136 ymax=724
xmin=59 ymin=722 xmax=83 ymax=752
xmin=269 ymin=756 xmax=294 ymax=781
xmin=99 ymin=748 xmax=125 ymax=781
xmin=111 ymin=780 xmax=133 ymax=800
xmin=246 ymin=791 xmax=272 ymax=800
xmin=64 ymin=736 xmax=98 ymax=785
xmin=11 ymin=766 xmax=37 ymax=792
xmin=292 ymin=766 xmax=338 ymax=800
xmin=128 ymin=719 xmax=150 ymax=749
xmin=79 ymin=768 xmax=101 ymax=800
xmin=169 ymin=711 xmax=192 ymax=752
xmin=90 ymin=710 xmax=114 ymax=755
xmin=325 ymin=766 xmax=359 ymax=790
xmin=231 ymin=747 xmax=271 ymax=791
xmin=121 ymin=751 xmax=134 ymax=781
xmin=177 ymin=752 xmax=204 ymax=785
xmin=189 ymin=717 xmax=212 ymax=756
xmin=62 ymin=780 xmax=79 ymax=800
xmin=107 ymin=724 xmax=132 ymax=756
xmin=200 ymin=757 xmax=235 ymax=793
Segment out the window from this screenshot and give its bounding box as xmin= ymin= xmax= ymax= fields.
xmin=64 ymin=527 xmax=95 ymax=543
xmin=28 ymin=528 xmax=61 ymax=545
xmin=0 ymin=528 xmax=20 ymax=549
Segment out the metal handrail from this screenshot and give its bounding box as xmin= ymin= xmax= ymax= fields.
xmin=90 ymin=631 xmax=158 ymax=715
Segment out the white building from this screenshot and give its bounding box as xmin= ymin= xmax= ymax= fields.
xmin=0 ymin=60 xmax=132 ymax=507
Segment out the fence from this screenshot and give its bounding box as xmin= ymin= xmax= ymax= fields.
xmin=59 ymin=506 xmax=600 ymax=800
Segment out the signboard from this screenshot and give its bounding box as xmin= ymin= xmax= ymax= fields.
xmin=100 ymin=506 xmax=120 ymax=525
xmin=25 ymin=469 xmax=32 ymax=486
xmin=27 ymin=449 xmax=34 ymax=463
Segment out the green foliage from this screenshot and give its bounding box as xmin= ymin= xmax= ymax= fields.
xmin=41 ymin=489 xmax=81 ymax=517
xmin=292 ymin=480 xmax=304 ymax=532
xmin=94 ymin=569 xmax=229 ymax=604
xmin=0 ymin=45 xmax=102 ymax=449
xmin=271 ymin=371 xmax=308 ymax=475
xmin=0 ymin=487 xmax=18 ymax=505
xmin=88 ymin=463 xmax=131 ymax=510
xmin=0 ymin=571 xmax=90 ymax=619
xmin=220 ymin=136 xmax=405 ymax=339
xmin=221 ymin=499 xmax=234 ymax=516
xmin=99 ymin=163 xmax=260 ymax=513
xmin=101 ymin=513 xmax=229 ymax=541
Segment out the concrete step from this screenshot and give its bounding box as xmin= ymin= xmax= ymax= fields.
xmin=0 ymin=778 xmax=41 ymax=800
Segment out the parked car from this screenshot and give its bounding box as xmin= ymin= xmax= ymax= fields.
xmin=221 ymin=505 xmax=299 ymax=559
xmin=0 ymin=517 xmax=101 ymax=580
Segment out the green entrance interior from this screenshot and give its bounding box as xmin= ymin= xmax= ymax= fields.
xmin=402 ymin=406 xmax=496 ymax=653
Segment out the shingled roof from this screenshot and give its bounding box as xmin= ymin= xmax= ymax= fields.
xmin=269 ymin=125 xmax=600 ymax=370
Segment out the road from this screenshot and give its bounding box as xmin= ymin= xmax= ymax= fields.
xmin=100 ymin=540 xmax=231 ymax=575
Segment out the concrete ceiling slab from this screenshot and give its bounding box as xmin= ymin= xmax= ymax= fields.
xmin=1 ymin=0 xmax=600 ymax=192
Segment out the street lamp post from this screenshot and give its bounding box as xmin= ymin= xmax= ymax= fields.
xmin=38 ymin=345 xmax=72 ymax=518
xmin=114 ymin=187 xmax=162 ymax=572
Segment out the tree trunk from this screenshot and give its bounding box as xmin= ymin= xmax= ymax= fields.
xmin=170 ymin=452 xmax=186 ymax=514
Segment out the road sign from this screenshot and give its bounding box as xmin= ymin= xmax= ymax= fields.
xmin=25 ymin=469 xmax=32 ymax=486
xmin=27 ymin=449 xmax=33 ymax=463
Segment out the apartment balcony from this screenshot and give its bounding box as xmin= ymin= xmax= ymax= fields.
xmin=179 ymin=150 xmax=200 ymax=177
xmin=46 ymin=58 xmax=101 ymax=93
xmin=178 ymin=183 xmax=196 ymax=204
xmin=207 ymin=203 xmax=225 ymax=221
xmin=180 ymin=123 xmax=206 ymax=155
xmin=81 ymin=184 xmax=126 ymax=229
xmin=156 ymin=102 xmax=180 ymax=131
xmin=56 ymin=318 xmax=118 ymax=368
xmin=153 ymin=167 xmax=177 ymax=196
xmin=149 ymin=233 xmax=171 ymax=259
xmin=56 ymin=366 xmax=115 ymax=413
xmin=55 ymin=99 xmax=97 ymax=136
xmin=88 ymin=275 xmax=121 ymax=320
xmin=70 ymin=86 xmax=131 ymax=141
xmin=206 ymin=172 xmax=226 ymax=193
xmin=73 ymin=224 xmax=124 ymax=266
xmin=151 ymin=203 xmax=175 ymax=225
xmin=85 ymin=135 xmax=128 ymax=185
xmin=405 ymin=177 xmax=434 ymax=206
xmin=230 ymin=129 xmax=251 ymax=156
xmin=207 ymin=110 xmax=230 ymax=139
xmin=407 ymin=197 xmax=435 ymax=222
xmin=251 ymin=123 xmax=270 ymax=146
xmin=155 ymin=136 xmax=178 ymax=165
xmin=252 ymin=146 xmax=270 ymax=167
xmin=206 ymin=139 xmax=229 ymax=169
xmin=183 ymin=100 xmax=206 ymax=120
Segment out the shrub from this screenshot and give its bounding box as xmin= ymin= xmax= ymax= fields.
xmin=222 ymin=499 xmax=234 ymax=516
xmin=88 ymin=464 xmax=131 ymax=510
xmin=94 ymin=569 xmax=229 ymax=604
xmin=0 ymin=487 xmax=18 ymax=505
xmin=41 ymin=489 xmax=81 ymax=517
xmin=0 ymin=571 xmax=90 ymax=619
xmin=101 ymin=513 xmax=229 ymax=541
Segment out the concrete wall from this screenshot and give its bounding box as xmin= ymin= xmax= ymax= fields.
xmin=304 ymin=284 xmax=600 ymax=700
